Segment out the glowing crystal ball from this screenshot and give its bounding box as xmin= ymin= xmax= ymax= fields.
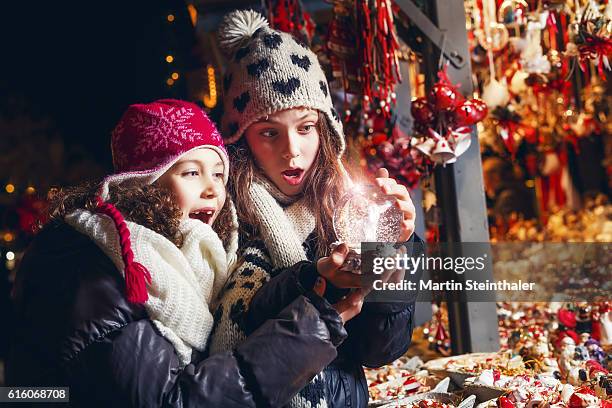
xmin=333 ymin=185 xmax=403 ymax=249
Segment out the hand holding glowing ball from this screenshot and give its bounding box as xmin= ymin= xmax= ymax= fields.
xmin=332 ymin=185 xmax=403 ymax=272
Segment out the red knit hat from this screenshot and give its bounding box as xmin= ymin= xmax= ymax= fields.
xmin=100 ymin=99 xmax=228 ymax=200
xmin=96 ymin=99 xmax=230 ymax=304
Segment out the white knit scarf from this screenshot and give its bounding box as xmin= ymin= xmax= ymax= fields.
xmin=65 ymin=210 xmax=230 ymax=367
xmin=249 ymin=174 xmax=316 ymax=268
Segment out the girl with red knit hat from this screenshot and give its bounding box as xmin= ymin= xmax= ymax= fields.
xmin=7 ymin=99 xmax=349 ymax=407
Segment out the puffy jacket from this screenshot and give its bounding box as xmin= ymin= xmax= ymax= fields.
xmin=6 ymin=222 xmax=348 ymax=407
xmin=236 ymin=234 xmax=421 ymax=407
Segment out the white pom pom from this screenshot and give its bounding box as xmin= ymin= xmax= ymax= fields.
xmin=218 ymin=10 xmax=269 ymax=56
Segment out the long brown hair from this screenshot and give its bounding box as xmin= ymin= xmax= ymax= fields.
xmin=229 ymin=114 xmax=347 ymax=257
xmin=45 ymin=180 xmax=234 ymax=248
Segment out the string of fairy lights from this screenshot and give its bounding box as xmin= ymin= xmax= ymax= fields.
xmin=164 ymin=5 xmax=218 ymax=109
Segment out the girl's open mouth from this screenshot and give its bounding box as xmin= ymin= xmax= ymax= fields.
xmin=189 ymin=209 xmax=215 ymax=225
xmin=281 ymin=168 xmax=305 ymax=185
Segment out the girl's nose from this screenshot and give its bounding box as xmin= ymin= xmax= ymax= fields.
xmin=282 ymin=132 xmax=301 ymax=160
xmin=201 ymin=177 xmax=220 ymax=198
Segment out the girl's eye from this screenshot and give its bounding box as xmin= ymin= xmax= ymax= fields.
xmin=260 ymin=129 xmax=278 ymax=138
xmin=182 ymin=170 xmax=199 ymax=177
xmin=299 ymin=124 xmax=315 ymax=133
xmin=214 ymin=172 xmax=224 ymax=179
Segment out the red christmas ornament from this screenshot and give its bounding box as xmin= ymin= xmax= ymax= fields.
xmin=559 ymin=309 xmax=577 ymax=329
xmin=428 ymin=83 xmax=460 ymax=111
xmin=454 ymin=100 xmax=481 ymax=126
xmin=470 ymin=98 xmax=488 ymax=119
xmin=371 ymin=132 xmax=388 ymax=145
xmin=411 ymin=97 xmax=435 ymax=124
xmin=497 ymin=397 xmax=515 ymax=408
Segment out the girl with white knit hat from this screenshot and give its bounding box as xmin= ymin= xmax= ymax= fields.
xmin=211 ymin=10 xmax=420 ymax=408
xmin=8 ymin=99 xmax=348 ymax=407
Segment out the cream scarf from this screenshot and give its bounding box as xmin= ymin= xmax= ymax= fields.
xmin=248 ymin=174 xmax=316 ymax=268
xmin=65 ymin=210 xmax=230 ymax=367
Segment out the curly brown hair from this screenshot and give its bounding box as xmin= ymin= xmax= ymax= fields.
xmin=45 ymin=180 xmax=234 ymax=249
xmin=228 ymin=114 xmax=347 ymax=257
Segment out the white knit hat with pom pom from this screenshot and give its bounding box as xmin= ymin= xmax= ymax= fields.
xmin=217 ymin=9 xmax=345 ymax=157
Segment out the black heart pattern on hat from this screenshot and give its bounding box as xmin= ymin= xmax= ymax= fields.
xmin=290 ymin=54 xmax=311 ymax=71
xmin=233 ymin=91 xmax=250 ymax=113
xmin=223 ymin=73 xmax=233 ymax=92
xmin=247 ymin=58 xmax=271 ymax=78
xmin=228 ymin=122 xmax=239 ymax=135
xmin=331 ymin=108 xmax=341 ymax=122
xmin=319 ymin=81 xmax=328 ymax=97
xmin=235 ymin=46 xmax=251 ymax=62
xmin=272 ymin=78 xmax=300 ymax=96
xmin=262 ymin=32 xmax=282 ymax=49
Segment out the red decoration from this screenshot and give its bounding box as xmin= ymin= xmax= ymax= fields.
xmin=410 ymin=66 xmax=486 ymax=165
xmin=455 ymin=100 xmax=487 ymax=126
xmin=429 ymin=83 xmax=461 ymax=111
xmin=559 ymin=308 xmax=577 ymax=329
xmin=411 ymin=97 xmax=436 ymax=124
xmin=267 ymin=0 xmax=316 ymax=44
xmin=497 ymin=397 xmax=515 ymax=408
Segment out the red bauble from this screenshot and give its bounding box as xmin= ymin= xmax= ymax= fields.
xmin=470 ymin=99 xmax=488 ymax=120
xmin=429 ymin=83 xmax=460 ymax=111
xmin=410 ymin=97 xmax=435 ymax=124
xmin=454 ymin=100 xmax=479 ymax=126
xmin=454 ymin=99 xmax=487 ymax=126
xmin=371 ymin=132 xmax=388 ymax=145
xmin=497 ymin=397 xmax=515 ymax=408
xmin=559 ymin=309 xmax=577 ymax=328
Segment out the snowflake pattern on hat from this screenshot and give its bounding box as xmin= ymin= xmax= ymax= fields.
xmin=130 ymin=106 xmax=202 ymax=157
xmin=110 ymin=99 xmax=225 ymax=174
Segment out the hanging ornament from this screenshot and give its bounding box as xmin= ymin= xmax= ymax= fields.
xmin=476 ymin=23 xmax=510 ymax=51
xmin=509 ymin=70 xmax=530 ymax=94
xmin=565 ymin=0 xmax=612 ymax=79
xmin=355 ymin=0 xmax=402 ymax=114
xmin=490 ymin=105 xmax=522 ymax=157
xmin=362 ymin=124 xmax=429 ymax=189
xmin=409 ymin=66 xmax=486 ymax=166
xmin=410 ymin=97 xmax=435 ymax=125
xmin=414 ymin=127 xmax=471 ymax=165
xmin=499 ymin=0 xmax=529 ymax=26
xmin=482 ymin=77 xmax=511 ymax=108
xmin=429 ymin=82 xmax=461 ymax=111
xmin=521 ymin=18 xmax=552 ymax=74
xmin=454 ymin=99 xmax=488 ymax=126
xmin=267 ymin=0 xmax=316 ymax=44
xmin=327 ymin=0 xmax=361 ymax=94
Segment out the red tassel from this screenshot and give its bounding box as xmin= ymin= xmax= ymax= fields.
xmin=124 ymin=261 xmax=152 ymax=304
xmin=95 ymin=196 xmax=152 ymax=304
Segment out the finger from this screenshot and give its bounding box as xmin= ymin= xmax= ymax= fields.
xmin=375 ymin=177 xmax=397 ymax=190
xmin=313 ymin=276 xmax=326 ymax=297
xmin=317 ymin=244 xmax=349 ymax=277
xmin=375 ymin=167 xmax=389 ymax=178
xmin=396 ymin=200 xmax=416 ymax=219
xmin=330 ymin=243 xmax=349 ymax=266
xmin=330 ymin=271 xmax=375 ymax=288
xmin=334 ymin=290 xmax=366 ymax=323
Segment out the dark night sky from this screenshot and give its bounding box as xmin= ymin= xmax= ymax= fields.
xmin=2 ymin=0 xmax=200 ymax=172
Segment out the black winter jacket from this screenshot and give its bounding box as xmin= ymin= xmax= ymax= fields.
xmin=233 ymin=233 xmax=420 ymax=408
xmin=6 ymin=222 xmax=348 ymax=407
